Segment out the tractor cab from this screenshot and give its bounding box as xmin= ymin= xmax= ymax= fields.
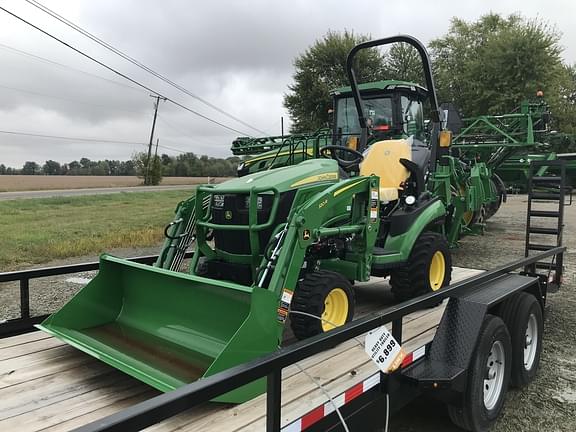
xmin=331 ymin=80 xmax=428 ymax=148
xmin=330 ymin=81 xmax=431 ymax=179
xmin=326 ymin=81 xmax=431 ymax=202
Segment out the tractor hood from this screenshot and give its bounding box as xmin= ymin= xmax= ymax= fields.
xmin=214 ymin=159 xmax=340 ymax=193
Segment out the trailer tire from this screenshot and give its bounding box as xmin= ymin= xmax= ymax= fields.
xmin=290 ymin=271 xmax=355 ymax=340
xmin=448 ymin=315 xmax=511 ymax=432
xmin=390 ymin=232 xmax=452 ymax=301
xmin=499 ymin=292 xmax=543 ymax=387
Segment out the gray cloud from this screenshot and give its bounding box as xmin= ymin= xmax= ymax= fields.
xmin=0 ymin=0 xmax=574 ymax=167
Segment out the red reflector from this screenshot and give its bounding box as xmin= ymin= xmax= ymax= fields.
xmin=374 ymin=125 xmax=390 ymax=131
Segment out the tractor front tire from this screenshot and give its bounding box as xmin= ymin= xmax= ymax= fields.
xmin=290 ymin=271 xmax=355 ymax=340
xmin=390 ymin=232 xmax=452 ymax=302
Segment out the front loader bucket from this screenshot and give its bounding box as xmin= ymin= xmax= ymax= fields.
xmin=37 ymin=255 xmax=280 ymax=403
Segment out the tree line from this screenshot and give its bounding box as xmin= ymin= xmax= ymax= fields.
xmin=284 ymin=13 xmax=576 ymax=152
xmin=0 ymin=153 xmax=240 ymax=177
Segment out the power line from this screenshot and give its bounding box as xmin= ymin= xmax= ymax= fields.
xmin=0 ymin=82 xmax=144 ymax=114
xmin=0 ymin=5 xmax=253 ymax=137
xmin=0 ymin=128 xmax=190 ymax=154
xmin=156 ymin=114 xmax=224 ymax=147
xmin=24 ymin=0 xmax=268 ymax=136
xmin=0 ymin=129 xmax=147 ymax=145
xmin=0 ymin=42 xmax=142 ymax=92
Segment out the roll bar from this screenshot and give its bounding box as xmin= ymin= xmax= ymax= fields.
xmin=345 ymin=35 xmax=442 ymax=153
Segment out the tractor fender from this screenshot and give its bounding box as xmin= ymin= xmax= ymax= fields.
xmin=383 ymin=199 xmax=447 ymax=262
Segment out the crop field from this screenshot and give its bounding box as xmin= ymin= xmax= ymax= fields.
xmin=0 ymin=190 xmax=194 ymax=271
xmin=0 ymin=175 xmax=227 ymax=192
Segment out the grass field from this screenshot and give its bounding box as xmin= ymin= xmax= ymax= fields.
xmin=0 ymin=190 xmax=194 ymax=271
xmin=0 ymin=175 xmax=227 ymax=192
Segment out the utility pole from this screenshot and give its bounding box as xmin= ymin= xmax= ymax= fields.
xmin=145 ymin=94 xmax=166 ymax=185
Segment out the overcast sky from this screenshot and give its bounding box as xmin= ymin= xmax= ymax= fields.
xmin=0 ymin=0 xmax=574 ymax=167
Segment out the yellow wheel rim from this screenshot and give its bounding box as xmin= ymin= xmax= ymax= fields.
xmin=322 ymin=288 xmax=349 ymax=331
xmin=429 ymin=251 xmax=446 ymax=291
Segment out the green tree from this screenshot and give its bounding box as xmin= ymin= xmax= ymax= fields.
xmin=429 ymin=14 xmax=564 ymax=117
xmin=119 ymin=160 xmax=135 ymax=175
xmin=22 ymin=161 xmax=40 ymax=175
xmin=284 ymin=30 xmax=387 ymax=133
xmin=0 ymin=164 xmax=6 ymax=175
xmin=42 ymin=160 xmax=62 ymax=175
xmin=133 ymin=152 xmax=162 ymax=185
xmin=552 ymin=64 xmax=576 ymax=137
xmin=383 ymin=42 xmax=425 ymax=86
xmin=68 ymin=160 xmax=81 ymax=175
xmin=79 ymin=157 xmax=93 ymax=174
xmin=91 ymin=161 xmax=110 ymax=176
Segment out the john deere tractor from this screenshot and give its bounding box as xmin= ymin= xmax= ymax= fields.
xmin=39 ymin=35 xmax=488 ymax=403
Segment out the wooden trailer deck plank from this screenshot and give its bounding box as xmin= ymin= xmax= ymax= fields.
xmin=0 ymin=363 xmax=124 ymax=420
xmin=0 ymin=345 xmax=96 ymax=390
xmin=0 ymin=336 xmax=64 ymax=360
xmin=1 ymin=375 xmax=149 ymax=431
xmin=0 ymin=330 xmax=52 ymax=349
xmin=0 ymin=267 xmax=483 ymax=432
xmin=40 ymin=389 xmax=158 ymax=432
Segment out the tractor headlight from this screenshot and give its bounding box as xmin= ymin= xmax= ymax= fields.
xmin=213 ymin=194 xmax=225 ymax=208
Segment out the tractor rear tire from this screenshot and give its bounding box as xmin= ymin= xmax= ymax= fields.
xmin=390 ymin=232 xmax=452 ymax=302
xmin=448 ymin=315 xmax=512 ymax=432
xmin=498 ymin=292 xmax=543 ymax=388
xmin=290 ymin=271 xmax=355 ymax=340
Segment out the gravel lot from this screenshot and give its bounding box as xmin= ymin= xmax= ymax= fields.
xmin=1 ymin=194 xmax=574 ymax=431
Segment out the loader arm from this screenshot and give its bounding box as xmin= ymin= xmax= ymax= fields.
xmin=262 ymin=175 xmax=380 ymax=300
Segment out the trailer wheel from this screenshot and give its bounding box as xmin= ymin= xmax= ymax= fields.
xmin=290 ymin=271 xmax=355 ymax=340
xmin=390 ymin=232 xmax=452 ymax=301
xmin=448 ymin=315 xmax=512 ymax=432
xmin=499 ymin=292 xmax=543 ymax=387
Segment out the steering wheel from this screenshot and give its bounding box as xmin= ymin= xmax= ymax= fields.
xmin=319 ymin=145 xmax=364 ymax=171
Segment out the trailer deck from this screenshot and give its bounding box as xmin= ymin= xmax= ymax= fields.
xmin=0 ymin=267 xmax=481 ymax=432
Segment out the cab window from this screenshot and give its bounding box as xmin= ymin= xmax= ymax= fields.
xmin=400 ymin=95 xmax=425 ymax=139
xmin=335 ymin=96 xmax=394 ymax=137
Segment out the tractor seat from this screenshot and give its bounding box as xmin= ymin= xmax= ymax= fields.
xmin=360 ymin=139 xmax=411 ymax=202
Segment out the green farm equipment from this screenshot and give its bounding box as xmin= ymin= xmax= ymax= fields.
xmin=39 ymin=35 xmax=497 ymax=403
xmin=452 ymin=95 xmax=553 ymax=214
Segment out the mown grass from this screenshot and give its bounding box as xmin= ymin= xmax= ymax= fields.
xmin=0 ymin=190 xmax=194 ymax=270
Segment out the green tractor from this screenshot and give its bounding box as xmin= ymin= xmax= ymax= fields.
xmin=38 ymin=35 xmax=487 ymax=403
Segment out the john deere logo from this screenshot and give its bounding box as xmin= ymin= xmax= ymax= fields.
xmin=225 ymin=210 xmax=233 ymax=220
